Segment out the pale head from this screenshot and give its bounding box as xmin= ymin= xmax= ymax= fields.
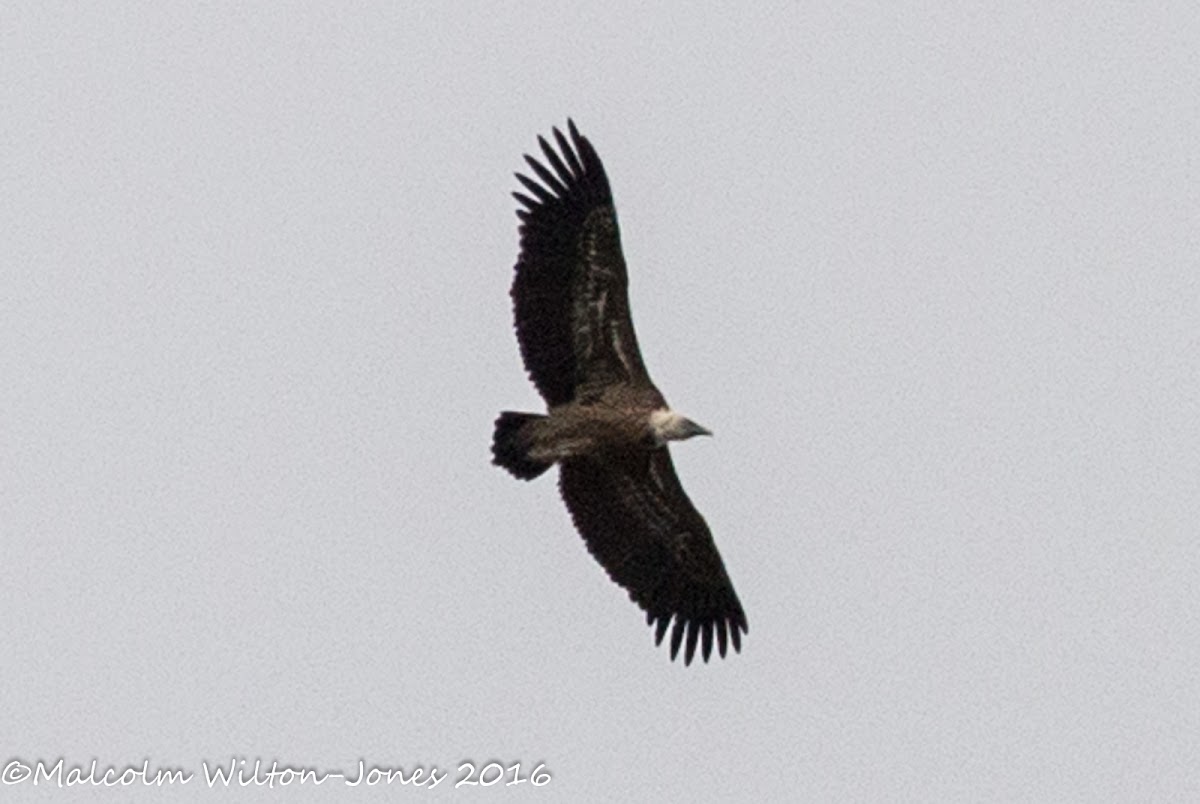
xmin=648 ymin=408 xmax=712 ymax=445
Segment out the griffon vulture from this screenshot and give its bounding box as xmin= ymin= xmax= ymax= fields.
xmin=491 ymin=121 xmax=747 ymax=665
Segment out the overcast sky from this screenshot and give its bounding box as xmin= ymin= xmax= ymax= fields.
xmin=4 ymin=2 xmax=1199 ymax=801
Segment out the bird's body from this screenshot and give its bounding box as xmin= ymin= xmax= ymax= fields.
xmin=497 ymin=384 xmax=674 ymax=469
xmin=492 ymin=121 xmax=747 ymax=665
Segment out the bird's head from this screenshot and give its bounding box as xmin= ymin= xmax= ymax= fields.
xmin=649 ymin=409 xmax=712 ymax=444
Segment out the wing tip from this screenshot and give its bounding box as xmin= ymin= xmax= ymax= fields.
xmin=511 ymin=119 xmax=610 ymax=219
xmin=649 ymin=609 xmax=747 ymax=667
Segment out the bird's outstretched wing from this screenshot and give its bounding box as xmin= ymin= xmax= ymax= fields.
xmin=511 ymin=120 xmax=654 ymax=407
xmin=558 ymin=448 xmax=748 ymax=665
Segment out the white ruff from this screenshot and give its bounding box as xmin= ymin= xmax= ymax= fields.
xmin=649 ymin=409 xmax=685 ymax=442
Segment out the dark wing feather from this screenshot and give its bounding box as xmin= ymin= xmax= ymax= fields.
xmin=558 ymin=448 xmax=748 ymax=665
xmin=511 ymin=120 xmax=654 ymax=407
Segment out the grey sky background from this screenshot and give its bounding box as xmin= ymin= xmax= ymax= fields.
xmin=4 ymin=2 xmax=1199 ymax=800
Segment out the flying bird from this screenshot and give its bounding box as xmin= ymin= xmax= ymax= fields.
xmin=491 ymin=120 xmax=747 ymax=665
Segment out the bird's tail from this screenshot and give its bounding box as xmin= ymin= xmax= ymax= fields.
xmin=492 ymin=411 xmax=552 ymax=480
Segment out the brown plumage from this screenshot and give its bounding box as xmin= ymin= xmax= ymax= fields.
xmin=492 ymin=120 xmax=747 ymax=665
